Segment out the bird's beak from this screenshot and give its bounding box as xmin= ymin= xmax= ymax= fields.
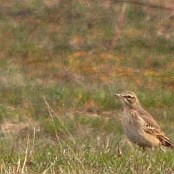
xmin=115 ymin=94 xmax=121 ymax=98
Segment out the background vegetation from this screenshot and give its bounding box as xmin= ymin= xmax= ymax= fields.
xmin=0 ymin=0 xmax=174 ymax=173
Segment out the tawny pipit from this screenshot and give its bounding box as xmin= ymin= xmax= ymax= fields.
xmin=115 ymin=91 xmax=174 ymax=149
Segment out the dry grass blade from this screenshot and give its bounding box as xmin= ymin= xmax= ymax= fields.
xmin=21 ymin=134 xmax=30 ymax=174
xmin=42 ymin=156 xmax=58 ymax=174
xmin=42 ymin=96 xmax=76 ymax=143
xmin=42 ymin=96 xmax=60 ymax=140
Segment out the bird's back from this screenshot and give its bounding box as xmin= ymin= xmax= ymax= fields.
xmin=135 ymin=106 xmax=160 ymax=129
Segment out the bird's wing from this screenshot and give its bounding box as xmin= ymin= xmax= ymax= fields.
xmin=143 ymin=125 xmax=174 ymax=148
xmin=134 ymin=109 xmax=174 ymax=149
xmin=131 ymin=108 xmax=174 ymax=149
xmin=138 ymin=108 xmax=160 ymax=129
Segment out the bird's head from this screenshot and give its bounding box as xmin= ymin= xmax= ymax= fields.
xmin=115 ymin=91 xmax=140 ymax=108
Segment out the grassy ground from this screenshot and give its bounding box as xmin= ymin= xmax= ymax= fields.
xmin=0 ymin=0 xmax=174 ymax=173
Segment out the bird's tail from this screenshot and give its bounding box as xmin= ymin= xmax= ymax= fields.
xmin=159 ymin=135 xmax=174 ymax=149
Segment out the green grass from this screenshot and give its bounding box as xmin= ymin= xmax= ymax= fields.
xmin=0 ymin=0 xmax=174 ymax=173
xmin=1 ymin=131 xmax=174 ymax=174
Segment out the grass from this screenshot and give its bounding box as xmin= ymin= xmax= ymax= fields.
xmin=0 ymin=0 xmax=174 ymax=173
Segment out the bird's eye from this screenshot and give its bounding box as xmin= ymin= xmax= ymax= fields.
xmin=127 ymin=95 xmax=132 ymax=98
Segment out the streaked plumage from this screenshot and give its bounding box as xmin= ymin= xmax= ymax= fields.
xmin=115 ymin=91 xmax=174 ymax=149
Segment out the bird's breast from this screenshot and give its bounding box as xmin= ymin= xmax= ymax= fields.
xmin=123 ymin=109 xmax=138 ymax=127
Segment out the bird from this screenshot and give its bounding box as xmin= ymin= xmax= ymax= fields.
xmin=115 ymin=91 xmax=174 ymax=150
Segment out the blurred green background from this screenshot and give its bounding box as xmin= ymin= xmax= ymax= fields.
xmin=0 ymin=0 xmax=174 ymax=173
